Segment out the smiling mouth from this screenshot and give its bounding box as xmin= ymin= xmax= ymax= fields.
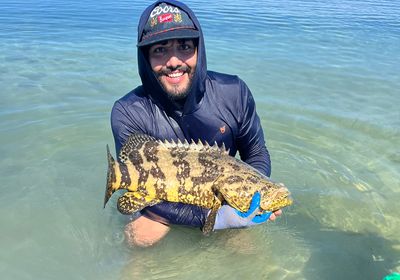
xmin=167 ymin=71 xmax=184 ymax=78
xmin=163 ymin=71 xmax=187 ymax=85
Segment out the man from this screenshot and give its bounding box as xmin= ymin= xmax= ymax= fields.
xmin=111 ymin=0 xmax=282 ymax=247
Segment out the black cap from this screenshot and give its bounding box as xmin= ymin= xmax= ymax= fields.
xmin=138 ymin=2 xmax=200 ymax=47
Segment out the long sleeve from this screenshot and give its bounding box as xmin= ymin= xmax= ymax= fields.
xmin=110 ymin=78 xmax=272 ymax=228
xmin=236 ymin=80 xmax=271 ymax=177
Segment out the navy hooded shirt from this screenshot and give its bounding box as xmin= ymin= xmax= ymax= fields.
xmin=111 ymin=0 xmax=271 ymax=227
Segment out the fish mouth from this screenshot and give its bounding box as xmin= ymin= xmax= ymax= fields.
xmin=264 ymin=196 xmax=293 ymax=212
xmin=261 ymin=187 xmax=293 ymax=212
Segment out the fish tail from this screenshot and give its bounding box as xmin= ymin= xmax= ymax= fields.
xmin=104 ymin=145 xmax=117 ymax=208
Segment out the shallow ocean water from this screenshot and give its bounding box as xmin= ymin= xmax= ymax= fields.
xmin=0 ymin=0 xmax=399 ymax=279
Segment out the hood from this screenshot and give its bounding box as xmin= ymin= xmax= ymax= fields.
xmin=137 ymin=0 xmax=207 ymax=116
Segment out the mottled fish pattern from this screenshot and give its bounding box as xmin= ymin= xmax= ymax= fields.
xmin=104 ymin=133 xmax=292 ymax=234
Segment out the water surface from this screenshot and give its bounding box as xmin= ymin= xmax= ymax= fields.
xmin=1 ymin=0 xmax=399 ymax=279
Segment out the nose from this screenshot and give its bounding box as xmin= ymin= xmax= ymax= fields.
xmin=165 ymin=50 xmax=183 ymax=69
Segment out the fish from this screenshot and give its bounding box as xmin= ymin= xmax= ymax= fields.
xmin=104 ymin=133 xmax=292 ymax=234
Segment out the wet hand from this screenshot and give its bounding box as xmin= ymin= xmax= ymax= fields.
xmin=268 ymin=209 xmax=282 ymax=221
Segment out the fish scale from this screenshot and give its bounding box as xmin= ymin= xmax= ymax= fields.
xmin=104 ymin=133 xmax=293 ymax=234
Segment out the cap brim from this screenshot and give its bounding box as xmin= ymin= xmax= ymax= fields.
xmin=137 ymin=29 xmax=199 ymax=47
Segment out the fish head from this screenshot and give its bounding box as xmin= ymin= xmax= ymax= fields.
xmin=259 ymin=182 xmax=293 ymax=212
xmin=219 ymin=175 xmax=293 ymax=213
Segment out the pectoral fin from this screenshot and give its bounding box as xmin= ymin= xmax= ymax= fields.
xmin=117 ymin=192 xmax=159 ymax=215
xmin=202 ymin=192 xmax=224 ymax=235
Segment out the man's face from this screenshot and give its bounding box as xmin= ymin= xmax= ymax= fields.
xmin=148 ymin=39 xmax=197 ymax=100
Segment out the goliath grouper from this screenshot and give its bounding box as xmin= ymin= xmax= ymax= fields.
xmin=104 ymin=133 xmax=292 ymax=234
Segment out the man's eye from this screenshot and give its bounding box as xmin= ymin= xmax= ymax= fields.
xmin=179 ymin=44 xmax=192 ymax=51
xmin=153 ymin=47 xmax=165 ymax=53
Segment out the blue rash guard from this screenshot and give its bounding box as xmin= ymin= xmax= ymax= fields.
xmin=111 ymin=0 xmax=271 ymax=228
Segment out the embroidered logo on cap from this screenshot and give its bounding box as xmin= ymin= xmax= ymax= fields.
xmin=158 ymin=13 xmax=173 ymax=23
xmin=150 ymin=17 xmax=158 ymax=27
xmin=174 ymin=13 xmax=182 ymax=23
xmin=149 ymin=4 xmax=183 ymax=27
xmin=150 ymin=4 xmax=180 ymax=17
xmin=139 ymin=3 xmax=199 ymax=47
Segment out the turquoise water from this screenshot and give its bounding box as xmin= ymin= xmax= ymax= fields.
xmin=1 ymin=0 xmax=399 ymax=279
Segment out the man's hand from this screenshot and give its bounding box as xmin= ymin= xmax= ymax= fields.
xmin=213 ymin=192 xmax=281 ymax=230
xmin=124 ymin=215 xmax=170 ymax=247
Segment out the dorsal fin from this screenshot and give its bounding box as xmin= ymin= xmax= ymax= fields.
xmin=120 ymin=133 xmax=230 ymax=159
xmin=119 ymin=133 xmax=156 ymax=163
xmin=221 ymin=142 xmax=230 ymax=154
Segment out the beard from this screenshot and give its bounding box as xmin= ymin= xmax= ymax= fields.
xmin=155 ymin=65 xmax=195 ymax=101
